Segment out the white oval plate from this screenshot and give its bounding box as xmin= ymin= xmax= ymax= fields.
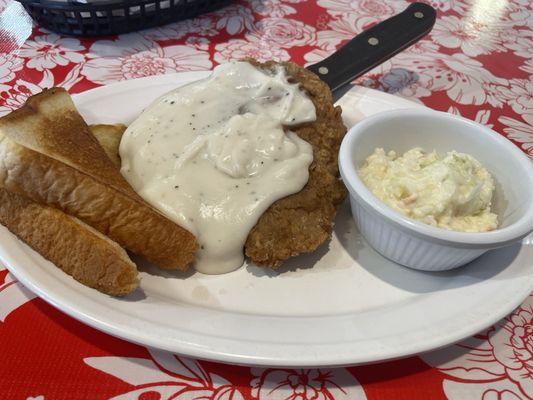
xmin=2 ymin=72 xmax=532 ymax=367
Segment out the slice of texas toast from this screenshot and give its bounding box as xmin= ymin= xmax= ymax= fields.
xmin=0 ymin=189 xmax=138 ymax=296
xmin=0 ymin=88 xmax=197 ymax=270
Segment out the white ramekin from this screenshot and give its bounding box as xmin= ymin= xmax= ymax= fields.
xmin=339 ymin=108 xmax=533 ymax=271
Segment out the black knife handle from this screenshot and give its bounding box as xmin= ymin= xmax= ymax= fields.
xmin=307 ymin=2 xmax=436 ymax=94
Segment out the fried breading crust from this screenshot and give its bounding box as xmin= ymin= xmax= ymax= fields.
xmin=244 ymin=61 xmax=347 ymax=268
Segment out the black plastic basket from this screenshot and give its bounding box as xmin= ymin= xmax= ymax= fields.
xmin=18 ymin=0 xmax=232 ymax=37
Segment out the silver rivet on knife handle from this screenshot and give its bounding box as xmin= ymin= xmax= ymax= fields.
xmin=318 ymin=67 xmax=329 ymax=75
xmin=368 ymin=37 xmax=379 ymax=46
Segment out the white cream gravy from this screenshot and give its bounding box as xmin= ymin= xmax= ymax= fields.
xmin=120 ymin=62 xmax=316 ymax=274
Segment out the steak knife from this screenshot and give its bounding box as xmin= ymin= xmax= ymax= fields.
xmin=307 ymin=2 xmax=437 ymax=99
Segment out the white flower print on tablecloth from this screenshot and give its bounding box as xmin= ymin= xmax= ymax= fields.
xmin=448 ymin=106 xmax=493 ymax=128
xmin=144 ymin=17 xmax=219 ymax=41
xmin=403 ymin=39 xmax=441 ymax=55
xmin=483 ymin=389 xmax=524 ymax=400
xmin=501 ymin=29 xmax=533 ymax=59
xmin=353 ymin=49 xmax=510 ymax=106
xmin=0 ymin=53 xmax=22 ymax=91
xmin=251 ymin=367 xmax=367 ymax=400
xmin=392 ymin=52 xmax=509 ymax=106
xmin=422 ymin=294 xmax=533 ymax=399
xmin=248 ymin=0 xmax=296 ymax=17
xmin=0 ymin=64 xmax=83 ymax=115
xmin=17 ymin=33 xmax=85 ymax=71
xmin=317 ymin=0 xmax=402 ymax=18
xmin=499 ymin=79 xmax=533 ymax=115
xmin=186 ymin=36 xmax=210 ymax=51
xmin=315 ymin=13 xmax=370 ymax=51
xmin=444 ymin=381 xmax=527 ymax=400
xmin=0 ymin=263 xmax=36 ymax=323
xmin=246 ymin=17 xmax=317 ymax=48
xmin=499 ymin=113 xmax=533 ymax=157
xmin=85 ymin=349 xmax=244 ymax=400
xmin=431 ymin=15 xmax=500 ymax=57
xmin=425 ymin=0 xmax=469 ymax=13
xmin=0 ymin=79 xmax=43 ymax=115
xmin=519 ymin=59 xmax=533 ymax=74
xmin=498 ymin=0 xmax=531 ymax=26
xmin=353 ymin=0 xmax=405 ymax=16
xmin=317 ymin=0 xmax=357 ymax=15
xmin=213 ymin=4 xmax=255 ymax=35
xmin=214 ymin=39 xmax=290 ymax=63
xmin=81 ymin=34 xmax=211 ymax=85
xmin=316 ymin=13 xmax=330 ymax=30
xmin=303 ymin=47 xmax=335 ymax=66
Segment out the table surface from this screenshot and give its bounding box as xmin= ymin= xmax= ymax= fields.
xmin=0 ymin=0 xmax=532 ymax=399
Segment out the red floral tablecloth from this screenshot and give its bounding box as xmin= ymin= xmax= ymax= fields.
xmin=0 ymin=0 xmax=532 ymax=398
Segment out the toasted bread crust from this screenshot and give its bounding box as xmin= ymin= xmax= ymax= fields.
xmin=0 ymin=89 xmax=133 ymax=197
xmin=89 ymin=124 xmax=125 ymax=167
xmin=0 ymin=189 xmax=138 ymax=296
xmin=243 ymin=61 xmax=347 ymax=267
xmin=0 ymin=88 xmax=197 ymax=270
